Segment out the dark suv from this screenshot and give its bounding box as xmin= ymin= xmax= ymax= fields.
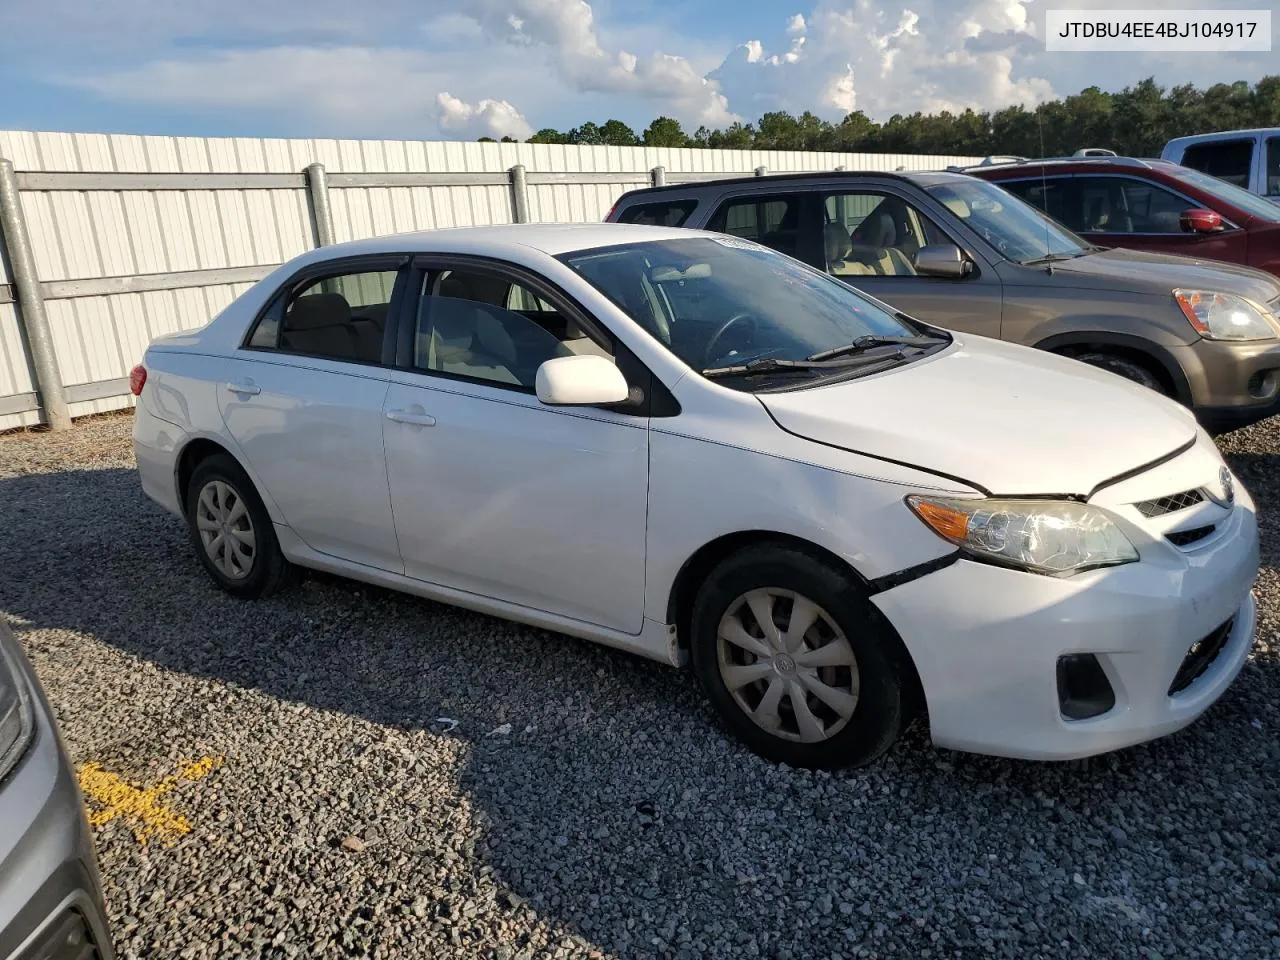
xmin=960 ymin=156 xmax=1280 ymax=277
xmin=605 ymin=170 xmax=1280 ymax=432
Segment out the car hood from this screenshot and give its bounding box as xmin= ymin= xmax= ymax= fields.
xmin=757 ymin=335 xmax=1199 ymax=497
xmin=1038 ymin=245 xmax=1280 ymax=303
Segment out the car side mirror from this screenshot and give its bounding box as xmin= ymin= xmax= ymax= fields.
xmin=1180 ymin=208 xmax=1224 ymax=234
xmin=914 ymin=243 xmax=972 ymax=279
xmin=535 ymin=354 xmax=630 ymax=406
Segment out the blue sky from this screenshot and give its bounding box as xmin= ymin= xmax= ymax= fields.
xmin=0 ymin=0 xmax=1276 ymax=141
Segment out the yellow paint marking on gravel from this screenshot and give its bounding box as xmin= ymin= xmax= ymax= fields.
xmin=77 ymin=755 xmax=223 ymax=846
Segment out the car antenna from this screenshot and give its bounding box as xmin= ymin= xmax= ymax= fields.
xmin=1036 ymin=104 xmax=1053 ymax=275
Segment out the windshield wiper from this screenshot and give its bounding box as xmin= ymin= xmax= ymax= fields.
xmin=806 ymin=334 xmax=946 ymax=362
xmin=1021 ymin=251 xmax=1084 ymax=266
xmin=702 ymin=352 xmax=903 ymax=379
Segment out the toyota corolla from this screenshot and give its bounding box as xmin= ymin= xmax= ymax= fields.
xmin=131 ymin=223 xmax=1259 ymax=769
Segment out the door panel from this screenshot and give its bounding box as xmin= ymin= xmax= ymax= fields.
xmin=218 ymin=356 xmax=400 ymax=572
xmin=383 ymin=377 xmax=649 ymax=632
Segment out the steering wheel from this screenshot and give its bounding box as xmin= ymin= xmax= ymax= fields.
xmin=703 ymin=313 xmax=758 ymax=367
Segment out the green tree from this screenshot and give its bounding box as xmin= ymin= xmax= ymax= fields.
xmin=568 ymin=121 xmax=604 ymax=145
xmin=600 ymin=119 xmax=641 ymax=146
xmin=642 ymin=116 xmax=691 ymax=147
xmin=527 ymin=128 xmax=570 ymax=144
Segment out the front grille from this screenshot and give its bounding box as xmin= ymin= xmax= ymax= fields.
xmin=16 ymin=908 xmax=101 ymax=960
xmin=1166 ymin=524 xmax=1216 ymax=547
xmin=1135 ymin=488 xmax=1204 ymax=518
xmin=1168 ymin=617 xmax=1234 ymax=695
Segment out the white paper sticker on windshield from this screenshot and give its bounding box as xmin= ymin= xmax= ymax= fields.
xmin=708 ymin=235 xmax=764 ymax=251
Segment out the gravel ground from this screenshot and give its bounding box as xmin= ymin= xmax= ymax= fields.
xmin=2 ymin=410 xmax=1279 ymax=960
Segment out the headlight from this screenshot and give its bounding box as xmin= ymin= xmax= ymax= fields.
xmin=0 ymin=634 xmax=34 ymax=784
xmin=1173 ymin=289 xmax=1278 ymax=341
xmin=906 ymin=496 xmax=1138 ymax=576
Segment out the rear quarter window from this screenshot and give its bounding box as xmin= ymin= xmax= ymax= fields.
xmin=615 ymin=199 xmax=698 ymax=227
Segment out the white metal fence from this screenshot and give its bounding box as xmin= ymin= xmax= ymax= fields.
xmin=0 ymin=130 xmax=981 ymax=430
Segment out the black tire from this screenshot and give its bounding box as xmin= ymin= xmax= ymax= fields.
xmin=184 ymin=453 xmax=295 ymax=599
xmin=689 ymin=545 xmax=911 ymax=770
xmin=1074 ymin=352 xmax=1167 ymax=394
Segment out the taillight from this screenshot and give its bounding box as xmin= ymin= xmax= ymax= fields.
xmin=129 ymin=363 xmax=147 ymax=396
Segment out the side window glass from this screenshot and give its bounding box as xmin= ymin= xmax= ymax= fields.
xmin=617 ymin=200 xmax=697 ymax=227
xmin=1001 ymin=179 xmax=1081 ymax=231
xmin=273 ymin=269 xmax=397 ymax=363
xmin=1181 ymin=140 xmax=1254 ymax=188
xmin=821 ymin=192 xmax=949 ymax=278
xmin=1117 ymin=181 xmax=1194 ymax=233
xmin=415 ymin=270 xmax=612 ymax=389
xmin=1267 ymin=138 xmax=1280 ymax=198
xmin=707 ymin=194 xmax=802 ymax=257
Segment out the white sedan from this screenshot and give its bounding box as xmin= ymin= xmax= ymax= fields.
xmin=131 ymin=222 xmax=1259 ymax=769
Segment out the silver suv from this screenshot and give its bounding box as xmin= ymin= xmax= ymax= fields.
xmin=606 ymin=170 xmax=1280 ymax=433
xmin=0 ymin=620 xmax=114 ymax=960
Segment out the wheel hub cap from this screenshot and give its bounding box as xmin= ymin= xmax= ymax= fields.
xmin=715 ymin=588 xmax=860 ymax=744
xmin=195 ymin=479 xmax=256 ymax=581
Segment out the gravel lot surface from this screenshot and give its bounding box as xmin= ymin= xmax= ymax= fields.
xmin=2 ymin=410 xmax=1279 ymax=960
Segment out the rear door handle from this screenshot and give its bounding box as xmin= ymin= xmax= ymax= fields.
xmin=223 ymin=380 xmax=261 ymax=396
xmin=385 ymin=407 xmax=436 ymax=427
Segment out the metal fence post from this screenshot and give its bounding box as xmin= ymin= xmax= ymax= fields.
xmin=509 ymin=164 xmax=530 ymax=223
xmin=754 ymin=166 xmax=768 ymax=177
xmin=0 ymin=158 xmax=70 ymax=430
xmin=304 ymin=163 xmax=335 ymax=247
xmin=651 ymin=166 xmax=667 ymax=187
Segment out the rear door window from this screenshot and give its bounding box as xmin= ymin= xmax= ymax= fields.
xmin=616 ymin=200 xmax=697 ymax=227
xmin=706 ymin=194 xmax=804 ymax=258
xmin=999 ymin=178 xmax=1081 ymax=231
xmin=1180 ymin=139 xmax=1255 ymax=189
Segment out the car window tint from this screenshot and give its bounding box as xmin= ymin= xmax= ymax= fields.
xmin=1000 ymin=179 xmax=1082 ymax=231
xmin=414 ymin=270 xmax=612 ymax=389
xmin=707 ymin=194 xmax=802 ymax=257
xmin=1067 ymin=177 xmax=1191 ymax=234
xmin=1268 ymin=138 xmax=1280 ymax=198
xmin=1180 ymin=140 xmax=1254 ymax=188
xmin=821 ymin=192 xmax=950 ymax=278
xmin=616 ymin=200 xmax=697 ymax=227
xmin=273 ymin=269 xmax=397 ymax=363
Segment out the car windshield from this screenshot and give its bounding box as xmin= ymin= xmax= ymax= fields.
xmin=925 ymin=178 xmax=1091 ymax=263
xmin=1171 ymin=166 xmax=1280 ymax=222
xmin=558 ymin=236 xmax=945 ymax=388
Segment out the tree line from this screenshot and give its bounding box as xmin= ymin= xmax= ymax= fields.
xmin=478 ymin=76 xmax=1280 ymax=157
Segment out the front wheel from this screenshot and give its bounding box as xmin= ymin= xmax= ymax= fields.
xmin=1073 ymin=352 xmax=1167 ymax=394
xmin=689 ymin=546 xmax=911 ymax=770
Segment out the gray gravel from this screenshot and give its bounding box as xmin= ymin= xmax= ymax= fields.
xmin=2 ymin=410 xmax=1279 ymax=960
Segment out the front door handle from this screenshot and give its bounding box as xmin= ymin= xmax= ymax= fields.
xmin=385 ymin=407 xmax=436 ymax=427
xmin=223 ymin=380 xmax=261 ymax=396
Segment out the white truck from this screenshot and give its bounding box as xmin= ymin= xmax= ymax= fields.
xmin=1161 ymin=128 xmax=1280 ymax=204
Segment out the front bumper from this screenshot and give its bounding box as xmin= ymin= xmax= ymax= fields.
xmin=0 ymin=625 xmax=114 ymax=960
xmin=871 ymin=487 xmax=1260 ymax=761
xmin=1174 ymin=338 xmax=1280 ymax=431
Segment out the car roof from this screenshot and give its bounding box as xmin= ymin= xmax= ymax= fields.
xmin=294 ymin=222 xmax=712 ymax=261
xmin=955 ymin=156 xmax=1181 ymax=178
xmin=612 ymin=168 xmax=970 ymax=200
xmin=1165 ymin=128 xmax=1280 ymax=146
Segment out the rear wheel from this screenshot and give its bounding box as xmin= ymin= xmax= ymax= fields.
xmin=1073 ymin=352 xmax=1167 ymax=394
xmin=689 ymin=546 xmax=910 ymax=770
xmin=185 ymin=453 xmax=295 ymax=598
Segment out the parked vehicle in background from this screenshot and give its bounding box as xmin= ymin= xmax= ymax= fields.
xmin=1161 ymin=128 xmax=1280 ymax=204
xmin=606 ymin=171 xmax=1280 ymax=432
xmin=132 ymin=223 xmax=1260 ymax=770
xmin=0 ymin=620 xmax=114 ymax=960
xmin=963 ymin=155 xmax=1280 ymax=277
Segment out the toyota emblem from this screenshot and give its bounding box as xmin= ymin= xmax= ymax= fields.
xmin=1207 ymin=465 xmax=1235 ymax=507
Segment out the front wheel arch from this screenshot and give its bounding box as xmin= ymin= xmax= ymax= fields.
xmin=665 ymin=531 xmax=925 ymax=717
xmin=1033 ymin=331 xmax=1192 ymax=404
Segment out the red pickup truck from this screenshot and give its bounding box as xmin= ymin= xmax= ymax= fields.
xmin=962 ymin=156 xmax=1280 ymax=277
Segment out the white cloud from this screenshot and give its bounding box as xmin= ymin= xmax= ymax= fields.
xmin=435 ymin=93 xmax=533 ymax=140
xmin=710 ymin=1 xmax=1054 ymax=121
